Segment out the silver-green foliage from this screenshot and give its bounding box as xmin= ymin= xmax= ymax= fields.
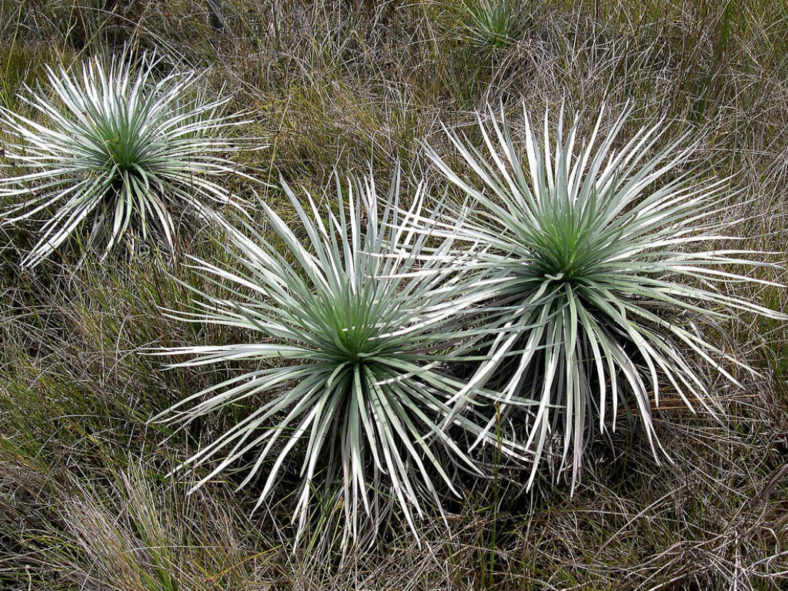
xmin=0 ymin=51 xmax=244 ymax=268
xmin=427 ymin=104 xmax=786 ymax=491
xmin=463 ymin=0 xmax=526 ymax=49
xmin=153 ymin=173 xmax=491 ymax=547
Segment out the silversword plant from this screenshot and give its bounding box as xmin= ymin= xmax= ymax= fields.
xmin=153 ymin=172 xmax=499 ymax=548
xmin=0 ymin=50 xmax=245 ymax=268
xmin=427 ymin=103 xmax=786 ymax=491
xmin=463 ymin=0 xmax=526 ymax=49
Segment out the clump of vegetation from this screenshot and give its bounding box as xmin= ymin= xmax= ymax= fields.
xmin=427 ymin=103 xmax=786 ymax=491
xmin=152 ymin=172 xmax=504 ymax=549
xmin=0 ymin=49 xmax=246 ymax=268
xmin=462 ymin=0 xmax=528 ymax=49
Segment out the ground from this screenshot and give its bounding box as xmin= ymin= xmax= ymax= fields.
xmin=0 ymin=1 xmax=786 ymax=589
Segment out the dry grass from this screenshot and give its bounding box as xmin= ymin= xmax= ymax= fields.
xmin=1 ymin=0 xmax=786 ymax=589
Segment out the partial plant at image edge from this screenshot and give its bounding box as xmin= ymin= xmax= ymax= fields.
xmin=425 ymin=102 xmax=787 ymax=492
xmin=151 ymin=171 xmax=510 ymax=550
xmin=0 ymin=48 xmax=248 ymax=268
